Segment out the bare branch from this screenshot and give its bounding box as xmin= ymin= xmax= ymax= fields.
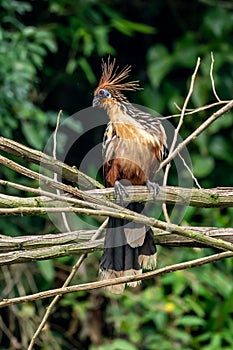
xmin=0 ymin=204 xmax=233 ymax=252
xmin=178 ymin=152 xmax=202 ymax=189
xmin=0 ymin=227 xmax=233 ymax=266
xmin=160 ymin=100 xmax=231 ymax=119
xmin=0 ymin=57 xmax=232 ymax=317
xmin=1 ymin=185 xmax=233 ymax=209
xmin=162 ymin=57 xmax=201 ymax=222
xmin=0 ymin=136 xmax=103 ymax=189
xmin=28 ymin=218 xmax=108 ymax=350
xmin=1 ymin=251 xmax=232 ymax=308
xmin=210 ymin=52 xmax=221 ymax=102
xmin=160 ymin=99 xmax=233 ymax=169
xmin=86 ymin=186 xmax=233 ymax=208
xmin=52 ymin=110 xmax=71 ymax=232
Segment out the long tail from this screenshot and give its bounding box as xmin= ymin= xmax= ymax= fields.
xmin=100 ymin=202 xmax=157 ymax=294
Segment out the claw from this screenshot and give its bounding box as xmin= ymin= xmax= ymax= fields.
xmin=146 ymin=180 xmax=160 ymax=200
xmin=114 ymin=180 xmax=129 ymax=204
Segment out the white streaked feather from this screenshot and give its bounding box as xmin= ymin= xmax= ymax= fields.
xmin=138 ymin=252 xmax=157 ymax=270
xmin=99 ymin=268 xmax=142 ymax=294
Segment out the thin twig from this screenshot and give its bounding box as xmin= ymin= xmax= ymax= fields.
xmin=160 ymin=99 xmax=233 ymax=169
xmin=159 ymin=100 xmax=230 ymax=120
xmin=28 ymin=218 xmax=108 ymax=349
xmin=52 ymin=110 xmax=71 ymax=232
xmin=178 ymin=152 xmax=202 ymax=189
xmin=162 ymin=166 xmax=171 ymax=222
xmin=210 ymin=52 xmax=221 ymax=102
xmin=1 ymin=251 xmax=232 ymax=308
xmin=172 ymin=57 xmax=201 ymax=150
xmin=162 ymin=57 xmax=201 ymax=222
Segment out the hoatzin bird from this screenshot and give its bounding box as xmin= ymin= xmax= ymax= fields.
xmin=93 ymin=58 xmax=167 ymax=293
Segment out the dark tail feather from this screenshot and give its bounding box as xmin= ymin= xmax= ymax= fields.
xmin=100 ymin=202 xmax=157 ymax=294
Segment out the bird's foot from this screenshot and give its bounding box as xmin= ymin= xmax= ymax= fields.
xmin=114 ymin=180 xmax=129 ymax=205
xmin=146 ymin=180 xmax=160 ymax=200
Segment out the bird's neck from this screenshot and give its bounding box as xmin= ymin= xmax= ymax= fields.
xmin=102 ymin=100 xmax=140 ymax=127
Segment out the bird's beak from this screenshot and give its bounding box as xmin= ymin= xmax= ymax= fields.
xmin=92 ymin=96 xmax=100 ymax=107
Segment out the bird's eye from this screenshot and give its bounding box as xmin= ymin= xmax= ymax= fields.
xmin=98 ymin=89 xmax=111 ymax=98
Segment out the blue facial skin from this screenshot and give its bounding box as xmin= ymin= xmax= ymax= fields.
xmin=98 ymin=88 xmax=111 ymax=98
xmin=93 ymin=88 xmax=112 ymax=107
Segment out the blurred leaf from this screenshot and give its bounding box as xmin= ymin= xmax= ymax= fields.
xmin=94 ymin=25 xmax=115 ymax=55
xmin=22 ymin=121 xmax=44 ymax=149
xmin=66 ymin=58 xmax=77 ymax=75
xmin=177 ymin=315 xmax=206 ymax=327
xmin=203 ymin=7 xmax=233 ymax=38
xmin=207 ymin=112 xmax=233 ymax=134
xmin=112 ymin=18 xmax=155 ymax=36
xmin=37 ymin=260 xmax=55 ymax=282
xmin=192 ymin=154 xmax=215 ymax=178
xmin=202 ymin=333 xmax=221 ymax=350
xmin=1 ymin=1 xmax=233 ymax=349
xmin=78 ymin=57 xmax=96 ymax=84
xmin=20 ymin=303 xmax=36 ymax=317
xmin=109 ymin=339 xmax=138 ymax=350
xmin=185 ymin=297 xmax=205 ymax=318
xmin=147 ymin=45 xmax=173 ymax=87
xmin=174 ymin=32 xmax=203 ymax=68
xmin=209 ymin=135 xmax=233 ymax=163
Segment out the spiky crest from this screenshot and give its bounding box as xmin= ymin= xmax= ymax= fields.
xmin=94 ymin=57 xmax=141 ymax=100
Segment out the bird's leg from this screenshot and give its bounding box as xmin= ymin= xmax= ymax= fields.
xmin=114 ymin=180 xmax=129 ymax=205
xmin=146 ymin=180 xmax=160 ymax=200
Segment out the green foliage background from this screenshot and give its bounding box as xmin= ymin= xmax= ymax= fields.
xmin=0 ymin=0 xmax=232 ymax=349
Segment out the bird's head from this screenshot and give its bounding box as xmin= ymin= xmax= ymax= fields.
xmin=93 ymin=57 xmax=141 ymax=109
xmin=92 ymin=87 xmax=113 ymax=108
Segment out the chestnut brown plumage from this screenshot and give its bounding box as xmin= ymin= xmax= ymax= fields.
xmin=93 ymin=58 xmax=167 ymax=293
